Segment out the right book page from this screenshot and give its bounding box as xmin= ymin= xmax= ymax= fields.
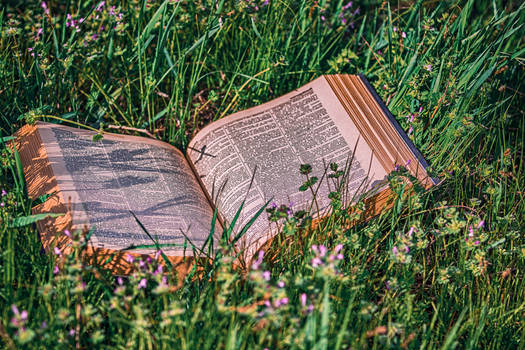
xmin=187 ymin=75 xmax=393 ymax=258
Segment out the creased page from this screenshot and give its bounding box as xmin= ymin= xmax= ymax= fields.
xmin=188 ymin=77 xmax=388 ymax=258
xmin=37 ymin=122 xmax=220 ymax=256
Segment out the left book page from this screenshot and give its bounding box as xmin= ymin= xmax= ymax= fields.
xmin=15 ymin=122 xmax=221 ymax=272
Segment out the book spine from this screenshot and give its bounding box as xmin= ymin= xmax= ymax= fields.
xmin=357 ymin=74 xmax=440 ymax=186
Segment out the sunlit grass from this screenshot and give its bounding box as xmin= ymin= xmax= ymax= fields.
xmin=0 ymin=0 xmax=524 ymax=348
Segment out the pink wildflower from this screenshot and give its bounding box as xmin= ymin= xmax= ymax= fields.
xmin=392 ymin=246 xmax=398 ymax=256
xmin=262 ymin=270 xmax=271 ymax=281
xmin=319 ymin=245 xmax=327 ymax=257
xmin=41 ymin=2 xmax=49 ymax=15
xmin=252 ymin=250 xmax=265 ymax=270
xmin=96 ymin=1 xmax=105 ymax=11
xmin=300 ymin=293 xmax=307 ymax=307
xmin=311 ymin=257 xmax=323 ymax=267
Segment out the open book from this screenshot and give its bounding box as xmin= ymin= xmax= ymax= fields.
xmin=15 ymin=74 xmax=438 ymax=274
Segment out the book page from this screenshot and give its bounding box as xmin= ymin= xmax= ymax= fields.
xmin=36 ymin=122 xmax=220 ymax=255
xmin=188 ymin=76 xmax=388 ymax=257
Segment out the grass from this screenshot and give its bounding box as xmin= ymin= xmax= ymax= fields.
xmin=0 ymin=0 xmax=524 ymax=348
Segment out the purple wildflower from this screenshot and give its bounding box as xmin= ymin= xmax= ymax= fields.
xmin=1 ymin=189 xmax=6 ymax=196
xmin=138 ymin=278 xmax=147 ymax=289
xmin=474 ymin=240 xmax=480 ymax=246
xmin=96 ymin=1 xmax=105 ymax=12
xmin=53 ymin=247 xmax=61 ymax=255
xmin=277 ymin=281 xmax=285 ymax=288
xmin=392 ymin=246 xmax=398 ymax=256
xmin=126 ymin=254 xmax=135 ymax=263
xmin=477 ymin=220 xmax=485 ymax=229
xmin=300 ymin=293 xmax=307 ymax=307
xmin=41 ymin=1 xmax=49 ymax=15
xmin=335 ymin=243 xmax=344 ymax=253
xmin=53 ymin=265 xmax=59 ymax=275
xmin=154 ymin=264 xmax=163 ymax=275
xmin=262 ymin=270 xmax=271 ymax=281
xmin=343 ymin=1 xmax=353 ymax=10
xmin=311 ymin=257 xmax=323 ymax=267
